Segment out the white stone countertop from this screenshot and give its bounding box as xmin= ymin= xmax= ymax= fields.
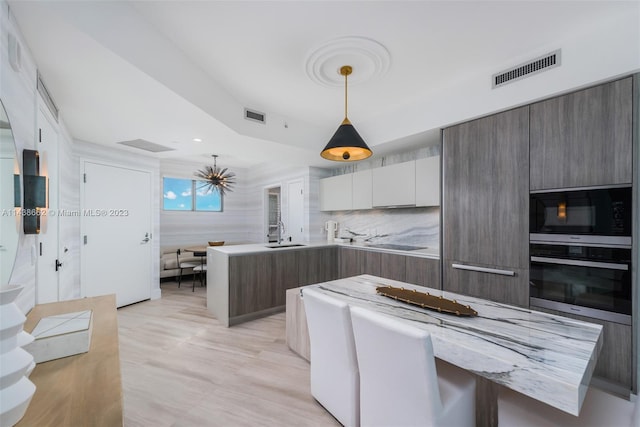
xmin=208 ymin=241 xmax=440 ymax=259
xmin=307 ymin=274 xmax=603 ymax=416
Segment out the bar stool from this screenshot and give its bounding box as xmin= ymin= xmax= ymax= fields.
xmin=350 ymin=306 xmax=476 ymax=427
xmin=302 ymin=288 xmax=359 ymax=427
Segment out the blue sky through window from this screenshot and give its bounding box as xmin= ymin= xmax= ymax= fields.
xmin=163 ymin=177 xmax=222 ymax=211
xmin=195 ymin=181 xmax=222 ymax=211
xmin=163 ymin=177 xmax=193 ymax=211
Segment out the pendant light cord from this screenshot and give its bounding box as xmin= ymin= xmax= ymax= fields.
xmin=344 ymin=71 xmax=348 ymax=119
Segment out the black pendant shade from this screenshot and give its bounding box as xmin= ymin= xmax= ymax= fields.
xmin=321 ymin=118 xmax=372 ymax=161
xmin=320 ymin=65 xmax=372 ymax=162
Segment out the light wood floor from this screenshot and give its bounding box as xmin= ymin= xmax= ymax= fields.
xmin=117 ymin=280 xmax=339 ymax=427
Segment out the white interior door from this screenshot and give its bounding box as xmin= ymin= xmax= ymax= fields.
xmin=288 ymin=180 xmax=304 ymax=242
xmin=81 ymin=161 xmax=151 ymax=307
xmin=36 ymin=107 xmax=59 ymax=303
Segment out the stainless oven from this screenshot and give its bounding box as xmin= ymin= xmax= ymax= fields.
xmin=529 ymin=243 xmax=632 ymax=324
xmin=530 ymin=185 xmax=632 ymax=246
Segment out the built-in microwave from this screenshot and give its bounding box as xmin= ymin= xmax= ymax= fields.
xmin=530 ymin=185 xmax=632 ymax=246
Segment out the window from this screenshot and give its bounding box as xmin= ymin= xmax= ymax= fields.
xmin=163 ymin=177 xmax=222 ymax=212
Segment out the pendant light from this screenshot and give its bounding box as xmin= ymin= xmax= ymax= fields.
xmin=194 ymin=154 xmax=236 ymax=196
xmin=321 ymin=65 xmax=372 ymax=161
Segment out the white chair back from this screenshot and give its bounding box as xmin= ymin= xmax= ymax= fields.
xmin=350 ymin=306 xmax=443 ymax=426
xmin=302 ymin=288 xmax=359 ymax=427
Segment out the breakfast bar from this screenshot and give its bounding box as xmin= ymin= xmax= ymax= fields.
xmin=289 ymin=274 xmax=603 ymax=420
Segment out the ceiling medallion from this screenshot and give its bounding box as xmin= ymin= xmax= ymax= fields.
xmin=305 ymin=36 xmax=391 ymax=87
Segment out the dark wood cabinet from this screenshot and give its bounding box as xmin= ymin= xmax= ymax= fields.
xmin=229 ymin=254 xmax=271 ymax=317
xmin=338 ymin=247 xmax=381 ymax=277
xmin=379 ymin=252 xmax=406 ymax=282
xmin=230 ymin=248 xmax=339 ymax=318
xmin=530 ymin=77 xmax=633 ymax=190
xmin=298 ymin=247 xmax=339 ymax=286
xmin=228 ymin=246 xmax=441 ymax=322
xmin=442 ymin=106 xmax=530 ymax=306
xmin=339 ymin=247 xmax=439 ymax=288
xmin=339 ymin=247 xmax=359 ymax=278
xmin=405 ymin=257 xmax=440 ymax=288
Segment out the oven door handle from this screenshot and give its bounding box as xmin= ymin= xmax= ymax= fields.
xmin=530 ymin=256 xmax=629 ymax=271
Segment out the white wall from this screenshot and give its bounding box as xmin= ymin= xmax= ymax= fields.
xmin=363 ymin=9 xmax=640 ymax=146
xmin=159 ymin=158 xmax=250 ymax=247
xmin=1 ymin=2 xmax=39 ymax=313
xmin=245 ymin=163 xmax=323 ymax=243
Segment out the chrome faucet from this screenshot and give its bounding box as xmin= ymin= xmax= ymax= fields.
xmin=277 ymin=220 xmax=286 ymax=244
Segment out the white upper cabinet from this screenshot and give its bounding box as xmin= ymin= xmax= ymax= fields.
xmin=352 ymin=169 xmax=373 ymax=210
xmin=372 ymin=161 xmax=416 ymax=207
xmin=320 ymin=174 xmax=352 ymax=211
xmin=415 ymin=156 xmax=440 ymax=206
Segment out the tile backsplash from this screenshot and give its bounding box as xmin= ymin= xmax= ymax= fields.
xmin=326 ymin=206 xmax=440 ymax=251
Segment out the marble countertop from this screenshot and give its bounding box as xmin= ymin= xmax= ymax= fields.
xmin=208 ymin=241 xmax=439 ymax=259
xmin=307 ymin=275 xmax=603 ymax=416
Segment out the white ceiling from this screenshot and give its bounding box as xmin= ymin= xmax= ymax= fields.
xmin=7 ymin=1 xmax=639 ymax=168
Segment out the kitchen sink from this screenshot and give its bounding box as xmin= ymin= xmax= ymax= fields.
xmin=265 ymin=244 xmax=306 ymax=249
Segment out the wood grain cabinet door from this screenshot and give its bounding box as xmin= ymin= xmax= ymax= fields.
xmin=442 ymin=106 xmax=530 ymax=306
xmin=443 ymin=106 xmax=529 ymax=269
xmin=530 ymin=77 xmax=633 ymax=190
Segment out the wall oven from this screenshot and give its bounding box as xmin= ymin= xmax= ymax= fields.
xmin=529 ymin=185 xmax=632 ymax=325
xmin=530 ymin=243 xmax=632 ymax=324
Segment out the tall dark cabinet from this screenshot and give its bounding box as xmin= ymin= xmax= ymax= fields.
xmin=530 ymin=77 xmax=633 ymax=190
xmin=442 ymin=106 xmax=530 ymax=307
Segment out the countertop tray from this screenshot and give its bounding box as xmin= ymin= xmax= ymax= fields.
xmin=376 ymin=285 xmax=478 ymax=317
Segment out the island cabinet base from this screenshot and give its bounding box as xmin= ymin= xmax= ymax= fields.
xmin=285 ymin=287 xmax=310 ymax=361
xmin=208 ymin=246 xmax=340 ymax=327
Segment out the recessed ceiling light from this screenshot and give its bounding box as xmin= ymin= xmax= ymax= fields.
xmin=193 ymin=138 xmax=202 ymax=142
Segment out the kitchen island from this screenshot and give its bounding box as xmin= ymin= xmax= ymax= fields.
xmin=207 ymin=241 xmax=439 ymax=326
xmin=288 ymin=275 xmax=603 ymax=422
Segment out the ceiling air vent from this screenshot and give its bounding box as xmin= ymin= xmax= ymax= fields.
xmin=244 ymin=108 xmax=266 ymax=124
xmin=492 ymin=49 xmax=561 ymax=88
xmin=36 ymin=70 xmax=59 ymax=122
xmin=116 ymin=139 xmax=175 ymax=153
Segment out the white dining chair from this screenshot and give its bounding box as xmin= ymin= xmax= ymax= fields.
xmin=350 ymin=306 xmax=476 ymax=427
xmin=498 ymin=384 xmax=639 ymax=426
xmin=302 ymin=288 xmax=359 ymax=427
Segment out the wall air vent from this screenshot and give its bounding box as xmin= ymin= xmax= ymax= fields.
xmin=36 ymin=70 xmax=59 ymax=122
xmin=492 ymin=49 xmax=561 ymax=88
xmin=244 ymin=108 xmax=266 ymax=124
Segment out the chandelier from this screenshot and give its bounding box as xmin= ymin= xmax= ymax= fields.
xmin=194 ymin=154 xmax=236 ymax=196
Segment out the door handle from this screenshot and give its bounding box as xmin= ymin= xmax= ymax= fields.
xmin=451 ymin=263 xmax=515 ymax=276
xmin=141 ymin=232 xmax=150 ymax=244
xmin=55 ymin=259 xmax=63 ymax=271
